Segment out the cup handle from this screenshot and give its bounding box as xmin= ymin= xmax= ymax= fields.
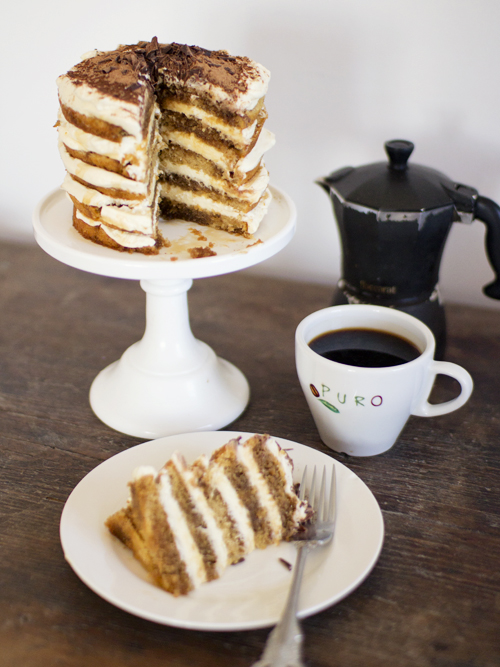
xmin=411 ymin=361 xmax=473 ymax=417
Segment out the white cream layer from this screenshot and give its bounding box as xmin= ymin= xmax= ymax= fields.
xmin=57 ymin=108 xmax=160 ymax=182
xmin=209 ymin=460 xmax=255 ymax=552
xmin=236 ymin=442 xmax=283 ymax=542
xmin=59 ymin=143 xmax=151 ymax=196
xmin=63 ymin=176 xmax=157 ymax=235
xmin=160 ymin=183 xmax=271 ymax=233
xmin=161 ymin=127 xmax=275 ymax=181
xmin=100 ymin=202 xmax=155 ymax=234
xmin=157 ymin=468 xmax=207 ymax=589
xmin=61 ymin=173 xmax=147 ymax=208
xmin=57 ymin=75 xmax=149 ymax=139
xmin=162 ymin=99 xmax=258 ymax=148
xmin=160 ymin=159 xmax=270 ymax=205
xmin=240 ymin=129 xmax=275 ymax=174
xmin=171 ymin=453 xmax=229 ymax=575
xmin=74 ymin=209 xmax=156 ymax=248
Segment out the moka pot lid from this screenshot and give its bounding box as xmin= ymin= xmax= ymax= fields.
xmin=323 ymin=140 xmax=474 ymax=214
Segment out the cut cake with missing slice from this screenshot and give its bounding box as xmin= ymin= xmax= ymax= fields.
xmin=56 ymin=39 xmax=275 ymax=253
xmin=105 ymin=434 xmax=309 ymax=596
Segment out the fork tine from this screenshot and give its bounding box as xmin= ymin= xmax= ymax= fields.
xmin=300 ymin=464 xmax=336 ymax=522
xmin=299 ymin=465 xmax=308 ymax=502
xmin=318 ymin=466 xmax=327 ymax=523
xmin=328 ymin=465 xmax=337 ymax=523
xmin=309 ymin=466 xmax=317 ymax=511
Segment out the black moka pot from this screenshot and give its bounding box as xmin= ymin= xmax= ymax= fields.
xmin=317 ymin=140 xmax=500 ymax=359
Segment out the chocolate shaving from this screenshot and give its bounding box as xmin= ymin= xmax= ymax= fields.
xmin=125 ymin=82 xmax=142 ymax=91
xmin=146 ymin=36 xmax=159 ymax=54
xmin=279 ymin=558 xmax=292 ymax=571
xmin=121 ymin=52 xmax=141 ymax=71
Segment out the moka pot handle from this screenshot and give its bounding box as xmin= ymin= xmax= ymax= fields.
xmin=475 ymin=196 xmax=500 ymax=299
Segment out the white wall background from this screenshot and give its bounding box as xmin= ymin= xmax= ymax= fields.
xmin=3 ymin=0 xmax=500 ymax=310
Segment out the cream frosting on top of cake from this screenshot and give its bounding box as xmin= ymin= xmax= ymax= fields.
xmin=151 ymin=41 xmax=270 ymax=113
xmin=58 ymin=39 xmax=269 ymax=122
xmin=132 ymin=465 xmax=157 ymax=479
xmin=60 ymin=45 xmax=151 ymax=104
xmin=57 ymin=78 xmax=150 ymax=139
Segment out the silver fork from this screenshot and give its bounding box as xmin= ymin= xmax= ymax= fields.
xmin=251 ymin=464 xmax=337 ymax=667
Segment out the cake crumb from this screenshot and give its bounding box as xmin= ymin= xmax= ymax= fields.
xmin=245 ymin=239 xmax=263 ymax=249
xmin=189 ymin=228 xmax=208 ymax=242
xmin=188 ymin=246 xmax=217 ymax=258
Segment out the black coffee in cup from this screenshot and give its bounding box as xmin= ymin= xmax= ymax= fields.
xmin=308 ymin=328 xmax=421 ymax=368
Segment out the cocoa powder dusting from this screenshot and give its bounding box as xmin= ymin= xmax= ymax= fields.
xmin=65 ymin=38 xmax=262 ymax=104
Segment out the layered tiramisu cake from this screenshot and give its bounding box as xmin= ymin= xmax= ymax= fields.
xmin=105 ymin=434 xmax=309 ymax=596
xmin=56 ymin=39 xmax=275 ymax=253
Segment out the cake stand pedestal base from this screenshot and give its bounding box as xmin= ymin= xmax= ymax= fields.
xmin=89 ymin=278 xmax=249 ymax=439
xmin=33 ymin=186 xmax=295 ymax=439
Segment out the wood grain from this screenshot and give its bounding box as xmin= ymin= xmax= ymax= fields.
xmin=0 ymin=242 xmax=499 ymax=666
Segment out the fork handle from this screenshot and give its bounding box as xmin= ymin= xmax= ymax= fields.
xmin=252 ymin=545 xmax=308 ymax=667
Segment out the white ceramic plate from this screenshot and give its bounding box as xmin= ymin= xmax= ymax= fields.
xmin=60 ymin=432 xmax=384 ymax=631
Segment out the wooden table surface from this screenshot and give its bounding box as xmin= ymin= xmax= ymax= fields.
xmin=1 ymin=241 xmax=499 ymax=667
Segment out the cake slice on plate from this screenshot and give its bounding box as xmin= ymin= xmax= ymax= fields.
xmin=105 ymin=434 xmax=309 ymax=596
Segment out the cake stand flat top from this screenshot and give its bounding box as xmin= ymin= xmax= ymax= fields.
xmin=33 ymin=185 xmax=296 ymax=280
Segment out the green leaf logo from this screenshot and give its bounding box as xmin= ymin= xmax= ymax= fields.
xmin=319 ymin=399 xmax=340 ymax=413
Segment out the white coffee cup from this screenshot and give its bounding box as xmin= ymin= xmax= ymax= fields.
xmin=295 ymin=305 xmax=473 ymax=456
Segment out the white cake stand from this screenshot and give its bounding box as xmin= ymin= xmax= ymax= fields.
xmin=33 ymin=186 xmax=296 ymax=439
